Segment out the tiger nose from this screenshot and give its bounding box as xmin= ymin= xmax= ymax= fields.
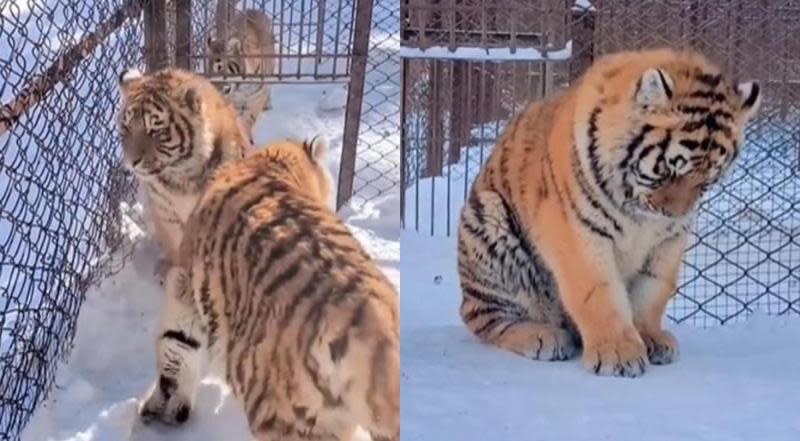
xmin=122 ymin=132 xmax=152 ymax=166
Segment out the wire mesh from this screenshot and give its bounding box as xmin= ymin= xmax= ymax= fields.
xmin=0 ymin=0 xmax=144 ymax=438
xmin=349 ymin=0 xmax=399 ymax=206
xmin=400 ymin=0 xmax=800 ymax=327
xmin=171 ymin=0 xmax=358 ymax=83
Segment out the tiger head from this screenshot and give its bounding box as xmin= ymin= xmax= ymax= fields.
xmin=117 ymin=68 xmax=233 ymax=179
xmin=206 ymin=37 xmax=249 ymax=95
xmin=573 ymin=48 xmax=761 ymax=220
xmin=257 ymin=136 xmax=334 ymax=207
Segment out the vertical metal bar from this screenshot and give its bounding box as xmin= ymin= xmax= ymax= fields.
xmin=144 ymin=0 xmax=168 ymax=72
xmin=336 ymin=0 xmax=373 ymax=210
xmin=400 ymin=57 xmax=408 ymax=229
xmin=314 ymin=0 xmax=326 ymax=67
xmin=332 ymin=0 xmax=345 ymax=78
xmin=296 ymin=0 xmax=306 ymax=78
xmin=175 ymin=0 xmax=192 ymax=69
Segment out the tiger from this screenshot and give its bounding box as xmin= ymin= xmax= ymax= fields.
xmin=457 ymin=48 xmax=761 ymax=377
xmin=138 ymin=136 xmax=400 ymax=441
xmin=206 ymin=1 xmax=276 ymax=133
xmin=118 ymin=67 xmax=249 ymax=280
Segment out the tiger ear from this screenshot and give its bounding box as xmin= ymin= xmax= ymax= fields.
xmin=636 ymin=68 xmax=673 ymax=106
xmin=118 ymin=68 xmax=143 ymax=96
xmin=305 ymin=135 xmax=329 ymax=163
xmin=226 ymin=38 xmax=242 ymax=54
xmin=736 ymin=81 xmax=761 ymax=122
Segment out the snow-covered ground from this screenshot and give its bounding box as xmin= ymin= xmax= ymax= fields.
xmin=400 ymin=232 xmax=800 ymax=441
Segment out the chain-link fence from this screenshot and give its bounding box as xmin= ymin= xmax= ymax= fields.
xmin=401 ymin=0 xmax=800 ymax=327
xmin=0 ymin=0 xmax=144 ymax=437
xmin=0 ymin=0 xmax=397 ymax=438
xmin=347 ymin=0 xmax=399 ymax=208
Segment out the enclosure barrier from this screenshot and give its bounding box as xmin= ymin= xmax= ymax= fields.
xmin=400 ymin=0 xmax=800 ymax=326
xmin=0 ymin=0 xmax=397 ymax=438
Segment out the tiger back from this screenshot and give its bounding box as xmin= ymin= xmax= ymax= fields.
xmin=457 ymin=48 xmax=761 ymax=377
xmin=207 ymin=2 xmax=276 ymax=132
xmin=117 ymin=67 xmax=249 ymax=276
xmin=140 ymin=137 xmax=399 ymax=441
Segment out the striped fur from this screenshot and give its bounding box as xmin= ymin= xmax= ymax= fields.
xmin=207 ymin=6 xmax=276 ymax=133
xmin=458 ymin=48 xmax=761 ymax=377
xmin=139 ymin=137 xmax=399 ymax=441
xmin=118 ymin=68 xmax=249 ymax=279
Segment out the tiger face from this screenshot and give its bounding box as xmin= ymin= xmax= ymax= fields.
xmin=574 ymin=49 xmax=761 ymax=220
xmin=206 ymin=37 xmax=246 ymax=95
xmin=117 ymin=69 xmax=208 ymax=177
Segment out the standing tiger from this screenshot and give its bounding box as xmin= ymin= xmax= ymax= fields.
xmin=139 ymin=137 xmax=400 ymax=441
xmin=118 ymin=67 xmax=249 ymax=278
xmin=457 ymin=48 xmax=761 ymax=377
xmin=207 ymin=0 xmax=276 ymax=133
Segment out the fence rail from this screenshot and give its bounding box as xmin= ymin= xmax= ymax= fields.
xmin=400 ymin=0 xmax=800 ymax=327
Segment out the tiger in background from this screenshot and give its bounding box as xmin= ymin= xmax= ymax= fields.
xmin=207 ymin=0 xmax=276 ymax=134
xmin=118 ymin=67 xmax=249 ymax=279
xmin=139 ymin=136 xmax=400 ymax=441
xmin=458 ymin=48 xmax=761 ymax=377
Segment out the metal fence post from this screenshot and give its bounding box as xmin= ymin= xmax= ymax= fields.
xmin=174 ymin=0 xmax=192 ymax=70
xmin=144 ymin=0 xmax=168 ymax=72
xmin=336 ymin=0 xmax=374 ymax=210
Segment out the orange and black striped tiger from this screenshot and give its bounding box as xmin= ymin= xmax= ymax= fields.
xmin=118 ymin=67 xmax=250 ymax=279
xmin=458 ymin=48 xmax=761 ymax=377
xmin=139 ymin=137 xmax=399 ymax=441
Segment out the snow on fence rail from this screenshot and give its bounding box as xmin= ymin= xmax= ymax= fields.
xmin=400 ymin=0 xmax=800 ymax=327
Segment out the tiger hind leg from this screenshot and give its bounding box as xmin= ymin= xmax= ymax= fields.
xmin=458 ymin=190 xmax=578 ymax=361
xmin=140 ymin=265 xmax=206 ymax=425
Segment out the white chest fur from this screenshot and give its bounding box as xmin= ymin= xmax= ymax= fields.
xmin=613 ymin=217 xmax=686 ymax=281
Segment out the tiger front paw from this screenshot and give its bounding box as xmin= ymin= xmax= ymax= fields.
xmin=139 ymin=375 xmax=193 ymax=426
xmin=582 ymin=326 xmax=648 ymax=378
xmin=641 ymin=329 xmax=679 ymax=365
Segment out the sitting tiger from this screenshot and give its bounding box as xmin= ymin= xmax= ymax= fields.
xmin=458 ymin=48 xmax=761 ymax=377
xmin=206 ymin=2 xmax=275 ymax=133
xmin=118 ymin=67 xmax=249 ymax=279
xmin=139 ymin=136 xmax=400 ymax=441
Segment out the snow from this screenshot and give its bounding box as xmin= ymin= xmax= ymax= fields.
xmin=400 ymin=231 xmax=800 ymax=441
xmin=573 ymin=0 xmax=596 ymax=12
xmin=400 ymin=41 xmax=572 ymax=62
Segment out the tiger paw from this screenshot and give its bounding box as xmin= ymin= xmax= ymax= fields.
xmin=582 ymin=326 xmax=648 ymax=378
xmin=641 ymin=329 xmax=679 ymax=365
xmin=525 ymin=326 xmax=578 ymax=361
xmin=139 ymin=375 xmax=192 ymax=426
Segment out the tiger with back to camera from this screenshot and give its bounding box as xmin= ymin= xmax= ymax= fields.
xmin=138 ymin=135 xmax=400 ymax=441
xmin=458 ymin=48 xmax=761 ymax=377
xmin=118 ymin=67 xmax=250 ymax=279
xmin=207 ymin=0 xmax=276 ymax=133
